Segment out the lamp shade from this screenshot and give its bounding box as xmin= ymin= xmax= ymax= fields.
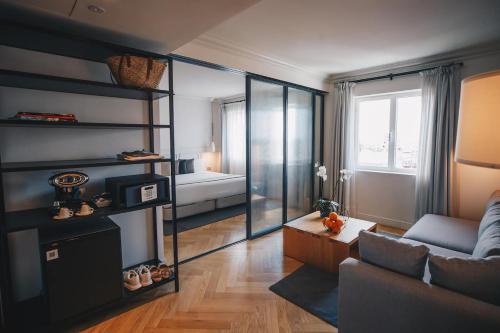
xmin=455 ymin=70 xmax=500 ymax=169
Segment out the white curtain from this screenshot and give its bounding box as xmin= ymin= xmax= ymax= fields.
xmin=330 ymin=82 xmax=356 ymax=211
xmin=415 ymin=65 xmax=461 ymax=219
xmin=222 ymin=101 xmax=246 ymax=175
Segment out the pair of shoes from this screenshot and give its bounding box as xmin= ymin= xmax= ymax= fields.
xmin=148 ymin=263 xmax=172 ymax=282
xmin=123 ymin=270 xmax=141 ymax=291
xmin=123 ymin=265 xmax=153 ymax=291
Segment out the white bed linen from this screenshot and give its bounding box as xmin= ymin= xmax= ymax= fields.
xmin=168 ymin=171 xmax=245 ymax=206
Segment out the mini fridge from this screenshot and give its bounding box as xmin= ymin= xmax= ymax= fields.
xmin=39 ymin=217 xmax=123 ymax=323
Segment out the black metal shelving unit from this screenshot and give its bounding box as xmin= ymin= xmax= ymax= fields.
xmin=0 ymin=22 xmax=179 ymax=330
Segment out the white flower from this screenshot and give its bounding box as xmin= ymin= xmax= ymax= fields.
xmin=316 ymin=165 xmax=327 ymax=182
xmin=340 ymin=169 xmax=354 ymax=181
xmin=314 ymin=162 xmax=320 ymax=168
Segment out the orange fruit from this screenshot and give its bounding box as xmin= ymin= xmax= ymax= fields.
xmin=328 ymin=212 xmax=338 ymax=220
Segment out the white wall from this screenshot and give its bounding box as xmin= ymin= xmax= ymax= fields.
xmin=325 ymin=50 xmax=500 ymax=227
xmin=170 ymin=95 xmax=213 ymax=158
xmin=0 ymin=45 xmax=163 ymax=301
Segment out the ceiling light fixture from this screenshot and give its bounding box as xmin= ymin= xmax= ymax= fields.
xmin=87 ymin=4 xmax=106 ymax=14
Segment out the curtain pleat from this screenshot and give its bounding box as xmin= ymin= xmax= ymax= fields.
xmin=331 ymin=82 xmax=356 ymax=209
xmin=415 ymin=65 xmax=461 ymax=219
xmin=221 ymin=101 xmax=246 ymax=175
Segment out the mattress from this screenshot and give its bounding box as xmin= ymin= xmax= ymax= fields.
xmin=216 ymin=194 xmax=246 ymax=209
xmin=164 ymin=200 xmax=215 ymax=220
xmin=167 ymin=171 xmax=246 ymax=206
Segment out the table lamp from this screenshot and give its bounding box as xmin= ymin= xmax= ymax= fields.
xmin=455 ymin=70 xmax=500 ymax=168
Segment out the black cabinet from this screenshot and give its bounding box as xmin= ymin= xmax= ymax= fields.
xmin=39 ymin=218 xmax=122 ymax=323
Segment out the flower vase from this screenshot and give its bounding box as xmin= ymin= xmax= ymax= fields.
xmin=317 ymin=199 xmax=336 ymax=218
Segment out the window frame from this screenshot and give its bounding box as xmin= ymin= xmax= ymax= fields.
xmin=354 ymin=89 xmax=422 ymax=175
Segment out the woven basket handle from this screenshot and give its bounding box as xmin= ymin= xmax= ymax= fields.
xmin=117 ymin=55 xmax=131 ymax=85
xmin=139 ymin=58 xmax=153 ymax=88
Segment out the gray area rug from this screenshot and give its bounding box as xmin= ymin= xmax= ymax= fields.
xmin=269 ymin=264 xmax=339 ymax=327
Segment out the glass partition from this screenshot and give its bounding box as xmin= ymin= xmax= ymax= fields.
xmin=287 ymin=88 xmax=314 ymax=221
xmin=250 ymin=79 xmax=284 ymax=235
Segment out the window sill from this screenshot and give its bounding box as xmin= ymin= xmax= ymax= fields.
xmin=355 ymin=168 xmax=416 ymax=176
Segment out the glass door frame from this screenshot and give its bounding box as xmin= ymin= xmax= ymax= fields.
xmin=245 ymin=74 xmax=325 ymax=240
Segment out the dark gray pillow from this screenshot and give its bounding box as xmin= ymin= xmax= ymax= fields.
xmin=178 ymin=159 xmax=194 ymax=174
xmin=429 ymin=254 xmax=500 ymax=306
xmin=478 ymin=204 xmax=500 ymax=237
xmin=473 ymin=222 xmax=500 ymax=258
xmin=359 ymin=231 xmax=429 ymax=279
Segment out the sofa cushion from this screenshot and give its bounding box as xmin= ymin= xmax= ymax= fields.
xmin=400 ymin=238 xmax=471 ymax=282
xmin=359 ymin=231 xmax=429 ymax=279
xmin=403 ymin=214 xmax=479 ymax=254
xmin=478 ymin=197 xmax=500 ymax=238
xmin=473 ymin=222 xmax=500 ymax=258
xmin=429 ymin=254 xmax=500 ymax=306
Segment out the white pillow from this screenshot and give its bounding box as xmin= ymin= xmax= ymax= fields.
xmin=193 ymin=159 xmax=206 ymax=173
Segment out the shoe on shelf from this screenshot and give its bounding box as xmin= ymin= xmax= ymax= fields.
xmin=149 ymin=265 xmax=162 ymax=283
xmin=123 ymin=270 xmax=141 ymax=291
xmin=158 ymin=263 xmax=172 ymax=280
xmin=136 ymin=265 xmax=153 ymax=286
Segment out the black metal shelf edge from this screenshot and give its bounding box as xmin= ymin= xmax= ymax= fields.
xmin=0 ymin=119 xmax=170 ymax=129
xmin=5 ymin=200 xmax=170 ymax=232
xmin=123 ymin=259 xmax=175 ymax=298
xmin=0 ymin=157 xmax=171 ymax=172
xmin=123 ymin=275 xmax=175 ymax=298
xmin=0 ymin=69 xmax=171 ymax=100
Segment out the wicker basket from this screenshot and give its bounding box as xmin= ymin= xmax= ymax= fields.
xmin=107 ymin=55 xmax=166 ymax=89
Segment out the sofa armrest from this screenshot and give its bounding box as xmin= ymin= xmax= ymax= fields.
xmin=338 ymin=258 xmax=500 ymax=333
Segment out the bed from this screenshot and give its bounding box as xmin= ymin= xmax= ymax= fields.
xmin=163 ymin=171 xmax=246 ymax=220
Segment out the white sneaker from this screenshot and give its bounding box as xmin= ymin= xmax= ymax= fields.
xmin=123 ymin=270 xmax=141 ymax=291
xmin=136 ymin=265 xmax=153 ymax=286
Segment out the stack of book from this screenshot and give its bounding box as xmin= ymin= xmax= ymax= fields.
xmin=117 ymin=150 xmax=163 ymax=161
xmin=10 ymin=112 xmax=78 ymax=122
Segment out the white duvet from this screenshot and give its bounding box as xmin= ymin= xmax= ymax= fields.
xmin=168 ymin=171 xmax=246 ymax=206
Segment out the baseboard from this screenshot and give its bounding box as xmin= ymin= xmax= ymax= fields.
xmin=355 ymin=212 xmax=413 ymax=230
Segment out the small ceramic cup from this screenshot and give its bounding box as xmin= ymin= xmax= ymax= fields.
xmin=76 ymin=202 xmax=95 ymax=216
xmin=53 ymin=207 xmax=74 ymax=220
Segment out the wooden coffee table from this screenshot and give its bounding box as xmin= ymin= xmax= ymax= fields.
xmin=283 ymin=211 xmax=376 ymax=273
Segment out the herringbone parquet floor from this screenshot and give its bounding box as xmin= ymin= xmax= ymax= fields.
xmin=83 ymin=230 xmax=337 ymax=333
xmin=164 ymin=214 xmax=247 ymax=263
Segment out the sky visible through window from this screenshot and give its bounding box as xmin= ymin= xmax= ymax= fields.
xmin=357 ymin=91 xmax=421 ymax=172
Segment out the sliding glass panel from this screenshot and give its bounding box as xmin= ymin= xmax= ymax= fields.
xmin=250 ymin=80 xmax=284 ymax=235
xmin=313 ymin=94 xmax=322 ymax=201
xmin=287 ymin=88 xmax=314 ymax=221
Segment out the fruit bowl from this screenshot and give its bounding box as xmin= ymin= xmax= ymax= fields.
xmin=322 ymin=212 xmax=345 ymax=234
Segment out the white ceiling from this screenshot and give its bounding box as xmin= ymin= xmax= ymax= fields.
xmin=0 ymin=0 xmax=260 ymax=53
xmin=200 ymin=0 xmax=500 ymax=76
xmin=3 ymin=0 xmax=500 ymax=78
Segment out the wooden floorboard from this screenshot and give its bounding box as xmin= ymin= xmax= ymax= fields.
xmin=83 ymin=217 xmax=404 ymax=333
xmin=83 ymin=230 xmax=337 ymax=333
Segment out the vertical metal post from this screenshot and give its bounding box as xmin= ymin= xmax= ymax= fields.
xmin=147 ymin=92 xmax=158 ymax=260
xmin=311 ymin=93 xmax=316 ymax=211
xmin=0 ymin=154 xmax=11 ymax=329
xmin=320 ymin=94 xmax=325 ymax=165
xmin=167 ymin=58 xmax=179 ymax=292
xmin=245 ymin=76 xmax=252 ymax=239
xmin=283 ymin=86 xmax=288 ymax=224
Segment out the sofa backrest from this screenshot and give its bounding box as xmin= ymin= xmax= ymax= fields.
xmin=473 ymin=191 xmax=500 ymax=258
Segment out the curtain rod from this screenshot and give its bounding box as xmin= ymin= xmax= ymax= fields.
xmin=223 ymin=99 xmax=245 ymax=105
xmin=351 ymin=62 xmax=464 ymax=84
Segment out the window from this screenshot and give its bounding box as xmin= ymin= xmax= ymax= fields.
xmin=355 ymin=90 xmax=422 ymax=173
